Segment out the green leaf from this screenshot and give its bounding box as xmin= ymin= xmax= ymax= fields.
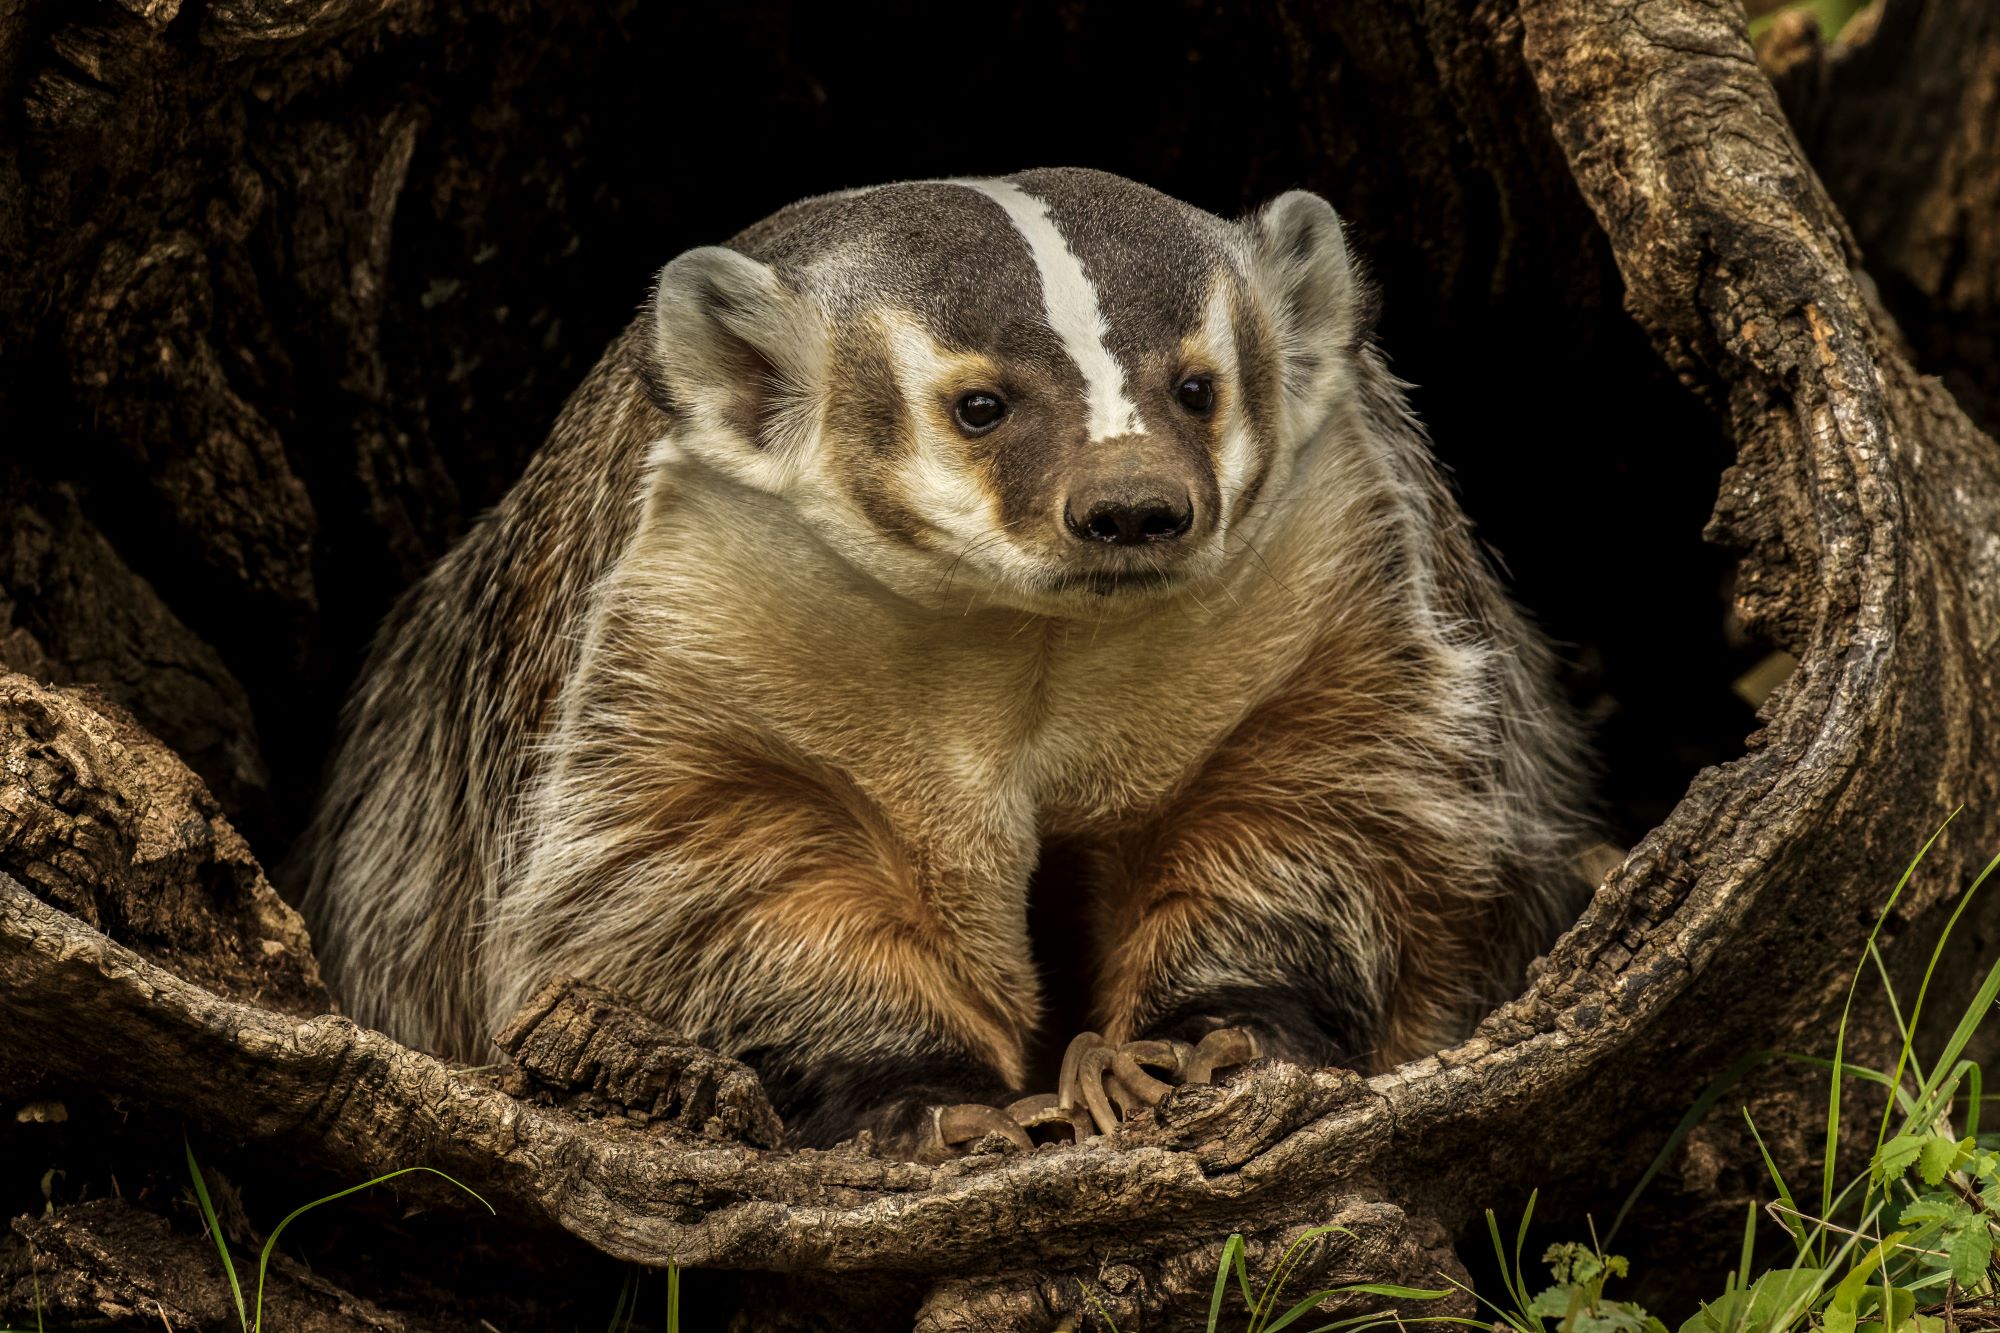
xmin=1944 ymin=1222 xmax=1994 ymax=1290
xmin=1830 ymin=1233 xmax=1908 ymax=1328
xmin=1875 ymin=1135 xmax=1925 ymax=1185
xmin=1852 ymin=1284 xmax=1913 ymax=1330
xmin=1897 ymin=1195 xmax=1968 ymax=1230
xmin=1917 ymin=1135 xmax=1967 ymax=1187
xmin=1528 ymin=1287 xmax=1573 ymax=1320
xmin=1678 ymin=1268 xmax=1828 ymax=1333
xmin=1572 ymin=1309 xmax=1655 ymax=1333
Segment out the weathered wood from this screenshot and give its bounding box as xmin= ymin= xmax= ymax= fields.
xmin=1764 ymin=0 xmax=2000 ymax=434
xmin=0 ymin=672 xmax=324 ymax=1017
xmin=496 ymin=977 xmax=785 ymax=1149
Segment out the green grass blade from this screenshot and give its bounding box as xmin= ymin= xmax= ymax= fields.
xmin=1299 ymin=1318 xmax=1494 ymax=1333
xmin=605 ymin=1265 xmax=634 ymax=1333
xmin=1877 ymin=848 xmax=2000 ymax=1150
xmin=1913 ymin=955 xmax=2000 ymax=1129
xmin=253 ymin=1166 xmax=493 ymax=1333
xmin=1613 ymin=1047 xmax=1908 ymax=1248
xmin=1513 ymin=1188 xmax=1536 ymax=1321
xmin=1264 ymin=1289 xmax=1345 ymax=1333
xmin=1962 ymin=1060 xmax=1983 ymax=1140
xmin=1823 ymin=816 xmax=1956 ymax=1238
xmin=1255 ymin=1226 xmax=1356 ymax=1330
xmin=667 ymin=1264 xmax=681 ymax=1333
xmin=1609 ymin=1049 xmax=1783 ymax=1243
xmin=185 ymin=1138 xmax=248 ymax=1333
xmin=1865 ymin=942 xmax=1914 ymax=1066
xmin=1260 ymin=1280 xmax=1449 ymax=1333
xmin=1212 ymin=1234 xmax=1245 ymax=1333
xmin=1485 ymin=1207 xmax=1533 ymax=1323
xmin=1723 ymin=1201 xmax=1756 ymax=1333
xmin=1744 ymin=1108 xmax=1803 ymax=1247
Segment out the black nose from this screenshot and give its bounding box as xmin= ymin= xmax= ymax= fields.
xmin=1063 ymin=487 xmax=1194 ymax=546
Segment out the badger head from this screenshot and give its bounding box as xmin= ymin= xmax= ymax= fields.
xmin=639 ymin=167 xmax=1369 ymax=617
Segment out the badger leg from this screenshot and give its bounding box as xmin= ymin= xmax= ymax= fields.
xmin=1070 ymin=693 xmax=1513 ymax=1105
xmin=489 ymin=734 xmax=1047 ymax=1157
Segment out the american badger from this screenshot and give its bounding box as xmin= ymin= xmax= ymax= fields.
xmin=299 ymin=169 xmax=1590 ymax=1152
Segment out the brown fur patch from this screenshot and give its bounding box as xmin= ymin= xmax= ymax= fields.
xmin=826 ymin=322 xmax=929 ymax=549
xmin=1089 ymin=591 xmax=1506 ymax=1070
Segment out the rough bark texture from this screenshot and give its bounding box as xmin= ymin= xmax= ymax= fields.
xmin=4 ymin=0 xmax=2000 ymax=1329
xmin=0 ymin=671 xmax=324 ymax=1015
xmin=1763 ymin=0 xmax=2000 ymax=434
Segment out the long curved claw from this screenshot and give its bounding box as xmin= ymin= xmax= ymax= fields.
xmin=1108 ymin=1046 xmax=1176 ymax=1115
xmin=1119 ymin=1038 xmax=1193 ymax=1082
xmin=1006 ymin=1092 xmax=1086 ymax=1147
xmin=1064 ymin=1037 xmax=1123 ymax=1135
xmin=921 ymin=1103 xmax=1034 ymax=1162
xmin=1181 ymin=1027 xmax=1260 ymax=1085
xmin=1057 ymin=1030 xmax=1109 ymax=1106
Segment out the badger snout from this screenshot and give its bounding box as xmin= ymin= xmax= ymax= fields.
xmin=1062 ymin=478 xmax=1194 ymax=546
xmin=1055 ymin=437 xmax=1215 ymax=564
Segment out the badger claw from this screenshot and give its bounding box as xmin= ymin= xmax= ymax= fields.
xmin=1005 ymin=1091 xmax=1089 ymax=1146
xmin=918 ymin=1102 xmax=1036 ymax=1162
xmin=1182 ymin=1027 xmax=1260 ymax=1085
xmin=1054 ymin=1028 xmax=1257 ymax=1139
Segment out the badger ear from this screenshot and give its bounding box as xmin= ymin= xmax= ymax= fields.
xmin=1247 ymin=191 xmax=1369 ymax=412
xmin=641 ymin=246 xmax=824 ymax=461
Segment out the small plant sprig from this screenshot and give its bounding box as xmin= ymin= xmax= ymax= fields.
xmin=185 ymin=1136 xmax=495 ymax=1333
xmin=1470 ymin=1193 xmax=1665 ymax=1333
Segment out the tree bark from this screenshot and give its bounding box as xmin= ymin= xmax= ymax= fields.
xmin=1763 ymin=0 xmax=2000 ymax=435
xmin=4 ymin=0 xmax=2000 ymax=1329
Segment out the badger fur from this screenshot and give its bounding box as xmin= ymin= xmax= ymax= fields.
xmin=297 ymin=168 xmax=1591 ymax=1148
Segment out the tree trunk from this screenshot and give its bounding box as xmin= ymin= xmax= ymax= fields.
xmin=4 ymin=0 xmax=1999 ymax=1329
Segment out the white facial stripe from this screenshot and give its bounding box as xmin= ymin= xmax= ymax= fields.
xmin=878 ymin=316 xmax=993 ymax=545
xmin=1202 ymin=283 xmax=1257 ymax=524
xmin=962 ymin=180 xmax=1145 ymax=443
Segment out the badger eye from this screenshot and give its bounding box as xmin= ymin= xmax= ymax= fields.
xmin=1176 ymin=375 xmax=1216 ymax=415
xmin=953 ymin=391 xmax=1007 ymax=434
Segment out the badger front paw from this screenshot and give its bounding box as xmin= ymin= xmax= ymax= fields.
xmin=1054 ymin=1028 xmax=1260 ymax=1137
xmin=910 ymin=1096 xmax=1089 ymax=1163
